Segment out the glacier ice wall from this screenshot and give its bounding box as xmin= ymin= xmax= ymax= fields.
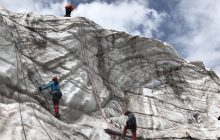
xmin=0 ymin=8 xmax=220 ymax=140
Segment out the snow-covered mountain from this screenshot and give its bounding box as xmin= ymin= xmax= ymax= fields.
xmin=0 ymin=8 xmax=220 ymax=140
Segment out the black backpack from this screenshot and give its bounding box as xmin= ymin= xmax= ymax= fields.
xmin=53 ymin=91 xmax=62 ymax=99
xmin=58 ymin=91 xmax=62 ymax=99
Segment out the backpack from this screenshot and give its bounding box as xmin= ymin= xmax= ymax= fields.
xmin=58 ymin=91 xmax=62 ymax=99
xmin=53 ymin=91 xmax=62 ymax=99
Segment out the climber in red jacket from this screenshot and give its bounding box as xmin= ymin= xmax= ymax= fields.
xmin=65 ymin=2 xmax=74 ymax=17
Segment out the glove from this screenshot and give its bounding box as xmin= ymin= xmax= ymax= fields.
xmin=39 ymin=86 xmax=42 ymax=91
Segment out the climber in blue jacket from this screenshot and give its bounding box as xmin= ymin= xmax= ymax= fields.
xmin=39 ymin=76 xmax=62 ymax=118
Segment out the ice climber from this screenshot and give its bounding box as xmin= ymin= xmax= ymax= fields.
xmin=65 ymin=2 xmax=74 ymax=17
xmin=122 ymin=111 xmax=137 ymax=140
xmin=39 ymin=76 xmax=62 ymax=118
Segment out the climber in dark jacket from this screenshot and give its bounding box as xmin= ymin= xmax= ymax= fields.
xmin=122 ymin=111 xmax=137 ymax=140
xmin=39 ymin=76 xmax=62 ymax=118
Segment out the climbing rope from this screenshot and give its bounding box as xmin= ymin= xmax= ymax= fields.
xmin=2 ymin=10 xmax=53 ymax=140
xmin=78 ymin=17 xmax=120 ymax=132
xmin=16 ymin=43 xmax=53 ymax=140
xmin=21 ymin=15 xmax=53 ymax=114
xmin=15 ymin=43 xmax=28 ymax=140
xmin=10 ymin=12 xmax=52 ymax=113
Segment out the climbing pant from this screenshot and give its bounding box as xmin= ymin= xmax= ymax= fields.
xmin=53 ymin=99 xmax=59 ymax=115
xmin=65 ymin=9 xmax=72 ymax=17
xmin=123 ymin=125 xmax=136 ymax=140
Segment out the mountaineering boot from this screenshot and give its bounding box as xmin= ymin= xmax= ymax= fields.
xmin=52 ymin=112 xmax=60 ymax=119
xmin=54 ymin=113 xmax=60 ymax=118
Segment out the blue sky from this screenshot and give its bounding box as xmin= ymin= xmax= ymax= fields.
xmin=0 ymin=0 xmax=220 ymax=75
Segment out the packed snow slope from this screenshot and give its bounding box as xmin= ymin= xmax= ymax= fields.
xmin=0 ymin=8 xmax=220 ymax=140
